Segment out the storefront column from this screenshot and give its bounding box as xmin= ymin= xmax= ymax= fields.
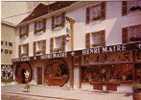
xmin=73 ymin=66 xmax=80 ymax=89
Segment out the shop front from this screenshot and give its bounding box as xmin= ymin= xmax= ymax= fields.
xmin=13 ymin=42 xmax=141 ymax=91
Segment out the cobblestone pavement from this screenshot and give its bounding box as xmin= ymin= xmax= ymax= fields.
xmin=2 ymin=84 xmax=133 ymax=100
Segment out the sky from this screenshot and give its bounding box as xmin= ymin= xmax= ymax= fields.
xmin=1 ymin=1 xmax=51 ymax=25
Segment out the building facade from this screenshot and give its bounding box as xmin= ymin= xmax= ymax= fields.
xmin=1 ymin=21 xmax=16 ymax=83
xmin=13 ymin=1 xmax=141 ymax=92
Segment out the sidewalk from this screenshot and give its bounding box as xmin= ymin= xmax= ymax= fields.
xmin=2 ymin=84 xmax=133 ymax=100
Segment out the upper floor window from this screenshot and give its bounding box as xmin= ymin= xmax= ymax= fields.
xmin=85 ymin=30 xmax=105 ymax=48
xmin=122 ymin=24 xmax=141 ymax=43
xmin=34 ymin=19 xmax=46 ymax=34
xmin=9 ymin=42 xmax=13 ymax=47
xmin=52 ymin=13 xmax=65 ymax=30
xmin=33 ymin=40 xmax=46 ymax=56
xmin=50 ymin=35 xmax=66 ymax=53
xmin=1 ymin=41 xmax=3 ymax=45
xmin=86 ymin=2 xmax=106 ymax=24
xmin=19 ymin=44 xmax=28 ymax=57
xmin=19 ymin=25 xmax=29 ymax=39
xmin=122 ymin=1 xmax=141 ymax=16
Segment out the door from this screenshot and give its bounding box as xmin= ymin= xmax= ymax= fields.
xmin=37 ymin=67 xmax=42 ymax=84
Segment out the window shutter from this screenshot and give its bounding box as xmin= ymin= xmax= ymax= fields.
xmin=86 ymin=7 xmax=90 ymax=24
xmin=43 ymin=19 xmax=46 ymax=32
xmin=52 ymin=16 xmax=55 ymax=30
xmin=101 ymin=30 xmax=105 ymax=46
xmin=62 ymin=35 xmax=66 ymax=51
xmin=34 ymin=22 xmax=37 ymax=34
xmin=50 ymin=38 xmax=53 ymax=53
xmin=85 ymin=33 xmax=90 ymax=48
xmin=101 ymin=2 xmax=106 ymax=19
xmin=43 ymin=40 xmax=46 ymax=54
xmin=27 ymin=44 xmax=29 ymax=56
xmin=19 ymin=45 xmax=21 ymax=57
xmin=122 ymin=27 xmax=128 ymax=43
xmin=33 ymin=42 xmax=36 ymax=56
xmin=122 ymin=1 xmax=127 ymax=16
xmin=62 ymin=13 xmax=65 ymax=27
xmin=26 ymin=25 xmax=29 ymax=37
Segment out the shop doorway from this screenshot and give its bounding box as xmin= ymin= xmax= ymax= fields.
xmin=37 ymin=67 xmax=42 ymax=84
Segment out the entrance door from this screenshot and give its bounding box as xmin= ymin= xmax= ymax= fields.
xmin=37 ymin=67 xmax=42 ymax=84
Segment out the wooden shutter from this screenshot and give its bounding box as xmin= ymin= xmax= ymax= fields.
xmin=52 ymin=16 xmax=55 ymax=30
xmin=86 ymin=7 xmax=90 ymax=24
xmin=62 ymin=35 xmax=66 ymax=51
xmin=33 ymin=42 xmax=36 ymax=56
xmin=50 ymin=38 xmax=53 ymax=53
xmin=43 ymin=40 xmax=46 ymax=54
xmin=100 ymin=30 xmax=105 ymax=46
xmin=122 ymin=1 xmax=127 ymax=16
xmin=19 ymin=45 xmax=21 ymax=57
xmin=122 ymin=27 xmax=128 ymax=43
xmin=101 ymin=2 xmax=106 ymax=19
xmin=26 ymin=44 xmax=29 ymax=56
xmin=26 ymin=25 xmax=29 ymax=37
xmin=43 ymin=19 xmax=46 ymax=32
xmin=61 ymin=13 xmax=65 ymax=27
xmin=85 ymin=33 xmax=90 ymax=48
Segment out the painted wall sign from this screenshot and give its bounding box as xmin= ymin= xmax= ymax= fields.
xmin=82 ymin=42 xmax=141 ymax=55
xmin=41 ymin=52 xmax=67 ymax=59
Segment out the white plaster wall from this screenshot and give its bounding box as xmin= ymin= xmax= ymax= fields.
xmin=15 ymin=1 xmax=141 ymax=58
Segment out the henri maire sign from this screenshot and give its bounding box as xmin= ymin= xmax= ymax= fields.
xmin=82 ymin=42 xmax=141 ymax=55
xmin=13 ymin=42 xmax=141 ymax=62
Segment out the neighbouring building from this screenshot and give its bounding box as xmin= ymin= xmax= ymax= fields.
xmin=1 ymin=21 xmax=16 ymax=83
xmin=13 ymin=1 xmax=141 ymax=92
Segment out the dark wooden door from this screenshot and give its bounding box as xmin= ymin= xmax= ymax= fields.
xmin=37 ymin=67 xmax=42 ymax=84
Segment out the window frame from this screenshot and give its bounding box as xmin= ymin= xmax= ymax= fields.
xmin=19 ymin=44 xmax=29 ymax=57
xmin=19 ymin=25 xmax=29 ymax=39
xmin=34 ymin=19 xmax=46 ymax=34
xmin=85 ymin=30 xmax=105 ymax=48
xmin=52 ymin=13 xmax=65 ymax=30
xmin=50 ymin=35 xmax=66 ymax=53
xmin=33 ymin=40 xmax=46 ymax=56
xmin=122 ymin=24 xmax=141 ymax=43
xmin=86 ymin=2 xmax=106 ymax=24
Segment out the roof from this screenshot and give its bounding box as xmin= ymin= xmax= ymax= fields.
xmin=2 ymin=20 xmax=16 ymax=28
xmin=19 ymin=1 xmax=77 ymax=24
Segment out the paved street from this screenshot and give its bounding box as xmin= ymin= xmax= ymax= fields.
xmin=2 ymin=84 xmax=133 ymax=100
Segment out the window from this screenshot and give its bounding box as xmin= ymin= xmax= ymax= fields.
xmin=5 ymin=41 xmax=7 ymax=46
xmin=1 ymin=41 xmax=3 ymax=45
xmin=9 ymin=42 xmax=13 ymax=47
xmin=50 ymin=35 xmax=66 ymax=53
xmin=86 ymin=2 xmax=105 ymax=24
xmin=19 ymin=25 xmax=29 ymax=38
xmin=85 ymin=30 xmax=105 ymax=48
xmin=52 ymin=13 xmax=65 ymax=30
xmin=9 ymin=50 xmax=12 ymax=54
xmin=33 ymin=40 xmax=46 ymax=55
xmin=1 ymin=49 xmax=3 ymax=53
xmin=19 ymin=44 xmax=28 ymax=57
xmin=122 ymin=24 xmax=141 ymax=43
xmin=5 ymin=49 xmax=8 ymax=54
xmin=34 ymin=19 xmax=46 ymax=34
xmin=122 ymin=1 xmax=141 ymax=16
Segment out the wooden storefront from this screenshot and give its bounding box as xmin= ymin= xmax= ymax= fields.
xmin=12 ymin=42 xmax=141 ymax=90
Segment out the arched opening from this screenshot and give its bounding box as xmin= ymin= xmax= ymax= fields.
xmin=44 ymin=60 xmax=69 ymax=86
xmin=15 ymin=63 xmax=32 ymax=83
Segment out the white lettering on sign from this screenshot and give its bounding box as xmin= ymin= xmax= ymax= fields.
xmin=52 ymin=52 xmax=67 ymax=58
xmin=138 ymin=43 xmax=141 ymax=49
xmin=82 ymin=44 xmax=127 ymax=55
